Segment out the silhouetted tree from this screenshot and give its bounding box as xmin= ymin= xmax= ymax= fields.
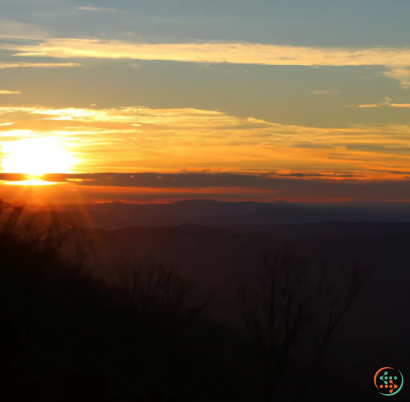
xmin=119 ymin=255 xmax=217 ymax=328
xmin=239 ymin=248 xmax=362 ymax=401
xmin=0 ymin=229 xmax=254 ymax=401
xmin=121 ymin=256 xmax=192 ymax=313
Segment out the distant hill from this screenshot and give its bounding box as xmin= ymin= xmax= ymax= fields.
xmin=61 ymin=200 xmax=410 ymax=229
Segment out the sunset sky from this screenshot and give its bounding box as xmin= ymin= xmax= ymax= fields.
xmin=1 ymin=0 xmax=410 ymax=204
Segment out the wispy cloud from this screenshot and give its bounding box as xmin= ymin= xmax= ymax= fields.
xmin=0 ymin=62 xmax=81 ymax=69
xmin=0 ymin=90 xmax=21 ymax=95
xmin=7 ymin=39 xmax=410 ymax=68
xmin=1 ymin=172 xmax=410 ymax=203
xmin=0 ymin=18 xmax=47 ymax=40
xmin=382 ymin=68 xmax=410 ymax=88
xmin=352 ymin=96 xmax=393 ymax=108
xmin=351 ymin=97 xmax=410 ymax=109
xmin=391 ymin=103 xmax=410 ymax=108
xmin=0 ymin=106 xmax=409 ymax=180
xmin=77 ymin=6 xmax=115 ymax=12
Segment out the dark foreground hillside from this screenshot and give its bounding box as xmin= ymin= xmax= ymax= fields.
xmin=0 ymin=233 xmax=260 ymax=402
xmin=1 ymin=218 xmax=409 ymax=400
xmin=71 ymin=223 xmax=410 ymax=400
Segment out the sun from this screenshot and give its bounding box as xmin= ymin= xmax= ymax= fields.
xmin=1 ymin=137 xmax=76 ymax=181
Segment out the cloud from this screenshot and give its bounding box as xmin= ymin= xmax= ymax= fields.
xmin=270 ymin=171 xmax=361 ymax=178
xmin=77 ymin=6 xmax=115 ymax=12
xmin=0 ymin=18 xmax=46 ymax=40
xmin=0 ymin=62 xmax=81 ymax=69
xmin=382 ymin=68 xmax=410 ymax=88
xmin=391 ymin=103 xmax=410 ymax=108
xmin=344 ymin=143 xmax=410 ymax=155
xmin=1 ymin=172 xmax=409 ymax=202
xmin=357 ymin=104 xmax=379 ymax=108
xmin=0 ymin=106 xmax=409 ymax=181
xmin=350 ymin=97 xmax=410 ymax=109
xmin=353 ymin=96 xmax=393 ymax=108
xmin=7 ymin=39 xmax=410 ymax=68
xmin=34 ymin=172 xmax=362 ymax=187
xmin=0 ymin=90 xmax=21 ymax=95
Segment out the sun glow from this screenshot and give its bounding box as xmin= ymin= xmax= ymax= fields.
xmin=4 ymin=179 xmax=57 ymax=186
xmin=1 ymin=137 xmax=76 ymax=184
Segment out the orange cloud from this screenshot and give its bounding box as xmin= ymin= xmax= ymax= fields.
xmin=0 ymin=63 xmax=81 ymax=69
xmin=0 ymin=106 xmax=409 ymax=181
xmin=352 ymin=97 xmax=393 ymax=108
xmin=0 ymin=90 xmax=21 ymax=95
xmin=391 ymin=104 xmax=410 ymax=108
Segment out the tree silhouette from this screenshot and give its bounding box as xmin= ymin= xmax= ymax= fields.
xmin=239 ymin=248 xmax=362 ymax=401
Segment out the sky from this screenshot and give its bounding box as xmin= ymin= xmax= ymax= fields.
xmin=0 ymin=0 xmax=410 ymax=204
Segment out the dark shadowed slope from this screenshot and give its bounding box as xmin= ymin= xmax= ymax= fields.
xmin=69 ymin=223 xmax=410 ymax=399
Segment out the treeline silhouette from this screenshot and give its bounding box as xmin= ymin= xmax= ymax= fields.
xmin=0 ymin=205 xmax=362 ymax=401
xmin=0 ymin=210 xmax=259 ymax=401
